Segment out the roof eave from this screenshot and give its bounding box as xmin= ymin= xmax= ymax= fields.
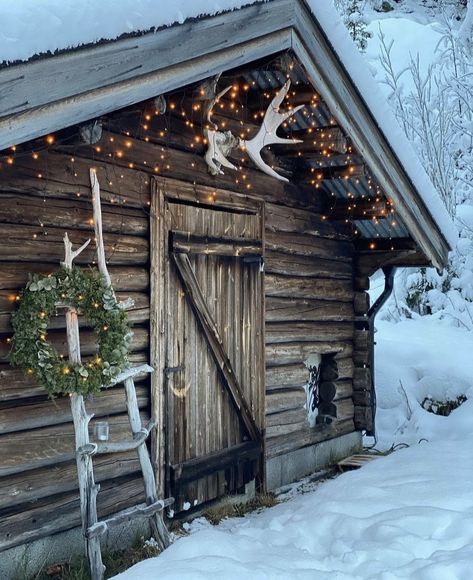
xmin=0 ymin=0 xmax=452 ymax=268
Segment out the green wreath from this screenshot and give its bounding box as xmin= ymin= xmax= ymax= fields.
xmin=10 ymin=267 xmax=132 ymax=397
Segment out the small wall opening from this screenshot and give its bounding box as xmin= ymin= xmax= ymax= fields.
xmin=305 ymin=354 xmax=338 ymax=427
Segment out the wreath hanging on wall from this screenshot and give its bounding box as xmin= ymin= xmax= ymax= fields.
xmin=10 ymin=267 xmax=132 ymax=397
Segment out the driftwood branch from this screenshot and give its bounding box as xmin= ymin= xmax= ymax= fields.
xmin=61 ymin=233 xmax=91 ymax=270
xmin=89 ymin=169 xmax=134 ymax=311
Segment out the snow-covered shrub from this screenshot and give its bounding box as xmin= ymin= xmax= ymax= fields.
xmin=335 ymin=0 xmax=372 ymax=50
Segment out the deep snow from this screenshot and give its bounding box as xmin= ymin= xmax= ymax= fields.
xmin=111 ymin=315 xmax=473 ymax=580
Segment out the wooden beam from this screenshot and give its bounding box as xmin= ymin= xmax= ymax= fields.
xmin=356 ymin=238 xmax=417 ymax=253
xmin=171 ymin=440 xmax=260 ymax=484
xmin=326 ymin=200 xmax=389 ymax=221
xmin=306 ymin=163 xmax=365 ymax=184
xmin=275 ymin=126 xmax=347 ymax=155
xmin=171 ymin=231 xmax=262 ymax=257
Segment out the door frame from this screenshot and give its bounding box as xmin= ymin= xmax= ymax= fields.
xmin=150 ymin=177 xmax=266 ymax=497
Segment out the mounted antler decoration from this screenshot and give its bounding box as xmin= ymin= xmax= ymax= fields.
xmin=204 ymin=80 xmax=305 ymax=182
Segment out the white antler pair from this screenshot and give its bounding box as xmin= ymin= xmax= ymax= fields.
xmin=204 ymin=80 xmax=305 ymax=182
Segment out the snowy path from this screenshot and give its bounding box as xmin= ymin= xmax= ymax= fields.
xmin=114 ymin=317 xmax=473 ymax=579
xmin=114 ymin=436 xmax=473 ymax=580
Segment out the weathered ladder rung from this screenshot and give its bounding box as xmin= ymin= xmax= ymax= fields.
xmin=78 ymin=419 xmax=156 ymax=456
xmin=86 ymin=497 xmax=175 ymax=540
xmin=107 ymin=364 xmax=154 ymax=388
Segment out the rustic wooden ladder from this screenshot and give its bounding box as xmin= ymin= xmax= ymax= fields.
xmin=62 ymin=170 xmax=172 ymax=580
xmin=73 ymin=363 xmax=172 ymax=579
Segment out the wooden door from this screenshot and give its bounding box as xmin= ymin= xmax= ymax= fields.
xmin=151 ymin=179 xmax=265 ymax=512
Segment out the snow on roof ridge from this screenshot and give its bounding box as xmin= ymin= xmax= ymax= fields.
xmin=0 ymin=0 xmax=456 ymax=248
xmin=305 ymin=2 xmax=457 ymax=250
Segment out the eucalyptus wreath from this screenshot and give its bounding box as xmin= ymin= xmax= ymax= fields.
xmin=10 ymin=267 xmax=132 ymax=397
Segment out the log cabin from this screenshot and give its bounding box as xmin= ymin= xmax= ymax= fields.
xmin=0 ymin=0 xmax=455 ymax=575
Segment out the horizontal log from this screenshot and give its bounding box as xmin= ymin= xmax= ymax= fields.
xmin=265 ymin=275 xmax=353 ymax=302
xmin=265 ymin=342 xmax=352 ymax=367
xmin=0 ymin=474 xmax=145 ymax=551
xmin=0 ymin=192 xmax=148 ymax=236
xmin=354 ymin=275 xmax=370 ymax=291
xmin=0 ymin=327 xmax=149 ymax=363
xmin=266 ymin=297 xmax=354 ymax=323
xmin=0 ymin=263 xmax=149 ymax=291
xmin=0 ymin=223 xmax=148 ymax=265
xmin=307 ymin=163 xmax=365 ymax=184
xmin=265 ymin=407 xmax=308 ymax=428
xmin=356 ymin=238 xmax=417 ymax=254
xmin=353 ymin=349 xmax=369 ymax=366
xmin=0 ymin=291 xmax=149 ymax=334
xmin=0 ymin=412 xmax=149 ymax=477
xmin=266 ymin=364 xmax=309 ymax=391
xmin=354 ymin=292 xmax=370 ymax=315
xmin=265 ymin=388 xmax=306 ymax=415
xmin=0 ymin=452 xmax=140 ymax=511
xmin=354 ymin=330 xmax=370 ymax=352
xmin=158 ymin=176 xmax=262 ymax=214
xmin=353 ymin=391 xmax=372 ymax=406
xmin=265 ymin=251 xmax=352 ymax=279
xmin=266 ymin=420 xmax=308 ymax=439
xmin=266 ymin=322 xmax=354 ymax=344
xmin=0 ymin=353 xmax=148 ymax=402
xmin=353 ymin=367 xmax=372 ymax=391
xmin=336 ymin=357 xmax=355 ymax=380
xmin=326 ymin=199 xmax=388 ymax=221
xmin=333 ymin=380 xmax=353 ymax=401
xmin=319 ymin=381 xmax=336 ymax=403
xmin=276 ymin=127 xmax=347 ymax=155
xmin=171 ymin=231 xmax=262 ymax=257
xmin=67 ymin=131 xmax=325 ymax=211
xmin=171 ymin=440 xmax=260 ymax=485
xmin=0 ymin=385 xmax=148 ymax=435
xmin=266 ymin=231 xmax=353 ymax=261
xmin=4 ymin=152 xmax=152 ymax=209
xmin=265 ymin=203 xmax=349 ymax=239
xmin=354 ymin=406 xmax=373 ymax=432
xmin=265 ymin=418 xmax=355 ymax=459
xmin=333 ymin=398 xmax=355 ymax=422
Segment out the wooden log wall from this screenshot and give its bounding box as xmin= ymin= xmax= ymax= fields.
xmin=0 ymin=100 xmax=358 ymax=551
xmin=264 ymin=202 xmax=356 ymax=458
xmin=0 ymin=146 xmax=153 ymax=551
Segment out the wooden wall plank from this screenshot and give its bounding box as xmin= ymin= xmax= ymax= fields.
xmin=266 ymin=297 xmax=353 ymax=322
xmin=265 ymin=275 xmax=353 ymax=301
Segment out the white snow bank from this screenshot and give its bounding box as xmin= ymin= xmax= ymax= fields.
xmin=366 ymin=18 xmax=443 ymax=96
xmin=113 ymin=433 xmax=473 ymax=579
xmin=374 ymin=317 xmax=473 ymax=449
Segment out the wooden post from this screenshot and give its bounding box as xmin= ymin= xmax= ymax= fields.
xmin=63 ymin=233 xmax=105 ymax=580
xmin=124 ymin=378 xmax=171 ymax=550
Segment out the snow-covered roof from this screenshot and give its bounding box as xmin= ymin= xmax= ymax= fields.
xmin=0 ymin=0 xmax=456 ymax=252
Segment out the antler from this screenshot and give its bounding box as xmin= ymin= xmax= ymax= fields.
xmin=204 ymin=83 xmax=239 ymax=175
xmin=240 ymin=80 xmax=304 ymax=182
xmin=202 ymin=79 xmax=305 ymax=181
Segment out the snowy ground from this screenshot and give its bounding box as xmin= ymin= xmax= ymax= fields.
xmin=113 ymin=316 xmax=473 ymax=580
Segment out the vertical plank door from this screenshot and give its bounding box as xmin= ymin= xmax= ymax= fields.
xmin=151 ymin=179 xmax=265 ymax=512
